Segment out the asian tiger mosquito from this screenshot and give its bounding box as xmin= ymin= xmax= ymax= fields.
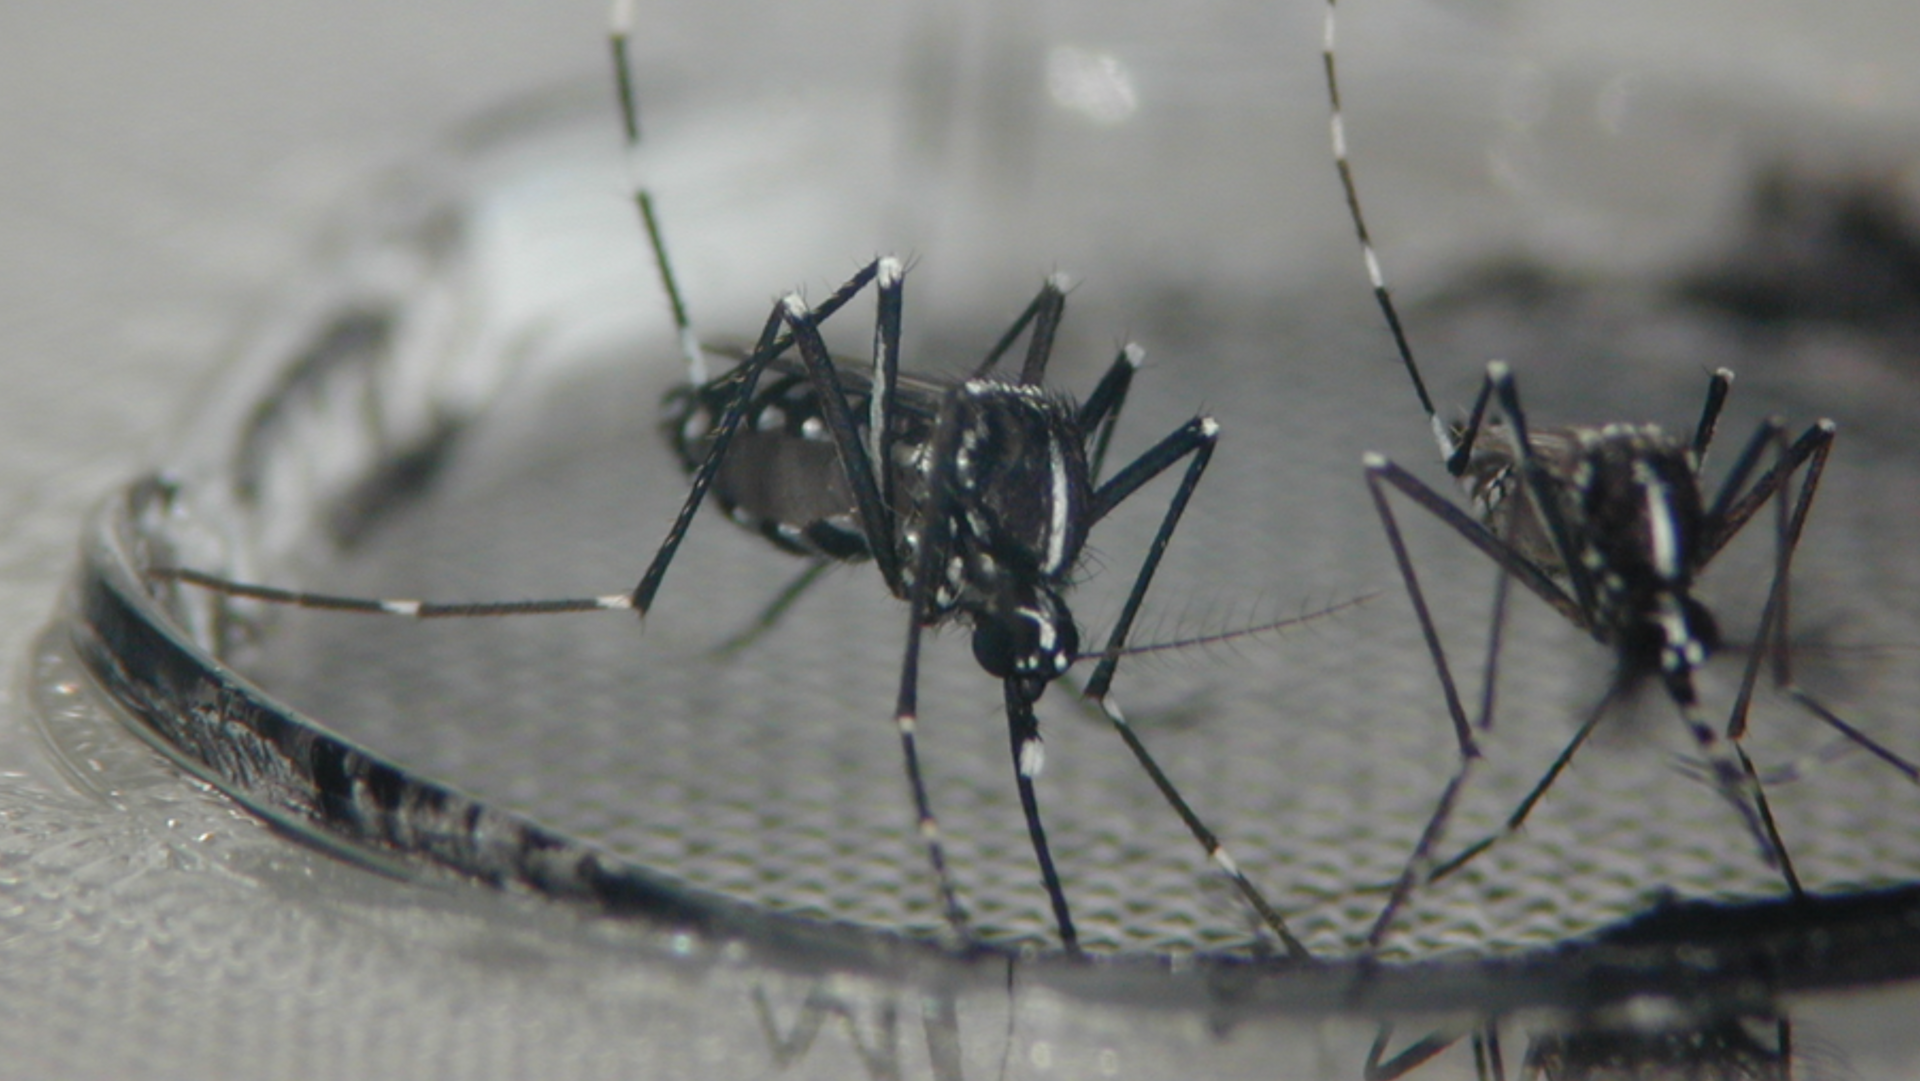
xmin=152 ymin=0 xmax=1321 ymax=958
xmin=1320 ymin=0 xmax=1920 ymax=950
xmin=1362 ymin=1011 xmax=1795 ymax=1081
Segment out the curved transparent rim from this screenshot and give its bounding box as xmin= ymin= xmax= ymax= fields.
xmin=67 ymin=494 xmax=1920 ymax=1018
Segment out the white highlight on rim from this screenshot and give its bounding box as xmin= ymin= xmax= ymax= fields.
xmin=897 ymin=713 xmax=917 ymax=735
xmin=596 ymin=594 xmax=636 ymax=610
xmin=609 ymin=0 xmax=635 ymax=35
xmin=1198 ymin=415 xmax=1221 ymax=439
xmin=380 ymin=600 xmax=422 ymax=616
xmin=1121 ymin=342 xmax=1146 ymax=368
xmin=877 ymin=255 xmax=903 ymax=287
xmin=1487 ymin=359 xmax=1512 ymax=381
xmin=1019 ymin=737 xmax=1046 ymax=778
xmin=1361 ymin=451 xmax=1389 ymax=468
xmin=1046 ymin=271 xmax=1074 ymax=293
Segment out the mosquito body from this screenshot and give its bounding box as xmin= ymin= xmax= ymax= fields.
xmin=1364 ymin=1011 xmax=1794 ymax=1081
xmin=1321 ymin=0 xmax=1919 ymax=950
xmin=666 ymin=332 xmax=1109 ymax=691
xmin=153 ymin=2 xmax=1319 ymax=959
xmin=639 ymin=257 xmax=1290 ymax=957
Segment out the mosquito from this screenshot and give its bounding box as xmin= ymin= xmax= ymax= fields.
xmin=1320 ymin=0 xmax=1920 ymax=950
xmin=1363 ymin=1011 xmax=1794 ymax=1081
xmin=152 ymin=1 xmax=1321 ymax=959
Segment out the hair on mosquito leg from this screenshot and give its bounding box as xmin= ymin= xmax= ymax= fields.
xmin=147 ymin=1 xmax=1338 ymax=958
xmin=1322 ymin=0 xmax=1920 ymax=952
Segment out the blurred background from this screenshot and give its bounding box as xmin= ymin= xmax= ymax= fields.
xmin=5 ymin=0 xmax=1920 ymax=1077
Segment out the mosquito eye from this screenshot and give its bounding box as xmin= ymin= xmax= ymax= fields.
xmin=971 ymin=621 xmax=1017 ymax=679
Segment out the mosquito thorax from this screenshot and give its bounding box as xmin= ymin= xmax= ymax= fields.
xmin=929 ymin=380 xmax=1093 ymax=591
xmin=1547 ymin=423 xmax=1726 ymax=682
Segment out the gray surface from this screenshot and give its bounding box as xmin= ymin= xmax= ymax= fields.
xmin=8 ymin=0 xmax=1920 ymax=1078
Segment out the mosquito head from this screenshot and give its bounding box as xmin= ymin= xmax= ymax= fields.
xmin=971 ymin=587 xmax=1079 ymax=700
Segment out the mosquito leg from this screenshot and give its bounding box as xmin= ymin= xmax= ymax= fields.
xmin=1752 ymin=427 xmax=1920 ymax=780
xmin=1445 ymin=368 xmax=1497 ymax=479
xmin=1013 ymin=276 xmax=1069 ymax=386
xmin=709 ymin=559 xmax=832 ymax=657
xmin=1081 ymin=417 xmax=1220 ymax=638
xmin=1689 ymin=368 xmax=1736 ymax=466
xmin=1365 ymin=768 xmax=1474 ymax=952
xmin=1767 ymin=423 xmax=1797 ymax=690
xmin=1005 ymin=682 xmax=1078 ymax=954
xmin=1362 ymin=1021 xmax=1469 ymax=1081
xmin=1701 ymin=419 xmax=1787 ymax=548
xmin=1726 ymin=423 xmax=1801 ymax=739
xmin=152 ymin=568 xmax=637 ymax=617
xmin=1361 ymin=457 xmax=1587 ymax=643
xmin=1705 ymin=421 xmax=1833 ymax=558
xmin=1488 ymin=363 xmax=1600 ymax=619
xmin=629 ymin=303 xmax=799 ymax=615
xmin=972 ymin=276 xmax=1068 ymax=380
xmin=1738 ymin=743 xmax=1802 ymax=897
xmin=1715 ymin=420 xmax=1917 ymax=783
xmin=1076 ymin=343 xmax=1144 ymax=484
xmin=1475 ymin=1023 xmax=1506 ymax=1081
xmin=1359 ymin=467 xmax=1515 ymax=950
xmin=631 ymin=257 xmax=890 ymax=615
xmin=1368 ymin=579 xmax=1515 ymax=952
xmin=1077 ymin=419 xmax=1311 ymax=959
xmin=782 ymin=287 xmax=905 ymax=592
xmin=1782 ymin=691 xmax=1920 ymax=782
xmin=1427 ymin=683 xmax=1619 ymax=885
xmin=1365 ymin=458 xmax=1476 ymax=754
xmin=867 ymin=258 xmax=905 ymax=527
xmin=1476 ymin=570 xmax=1511 ymax=735
xmin=892 ymin=406 xmax=974 ymax=944
xmin=1669 ymin=680 xmax=1799 ymax=885
xmin=891 ymin=569 xmax=972 ymax=945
